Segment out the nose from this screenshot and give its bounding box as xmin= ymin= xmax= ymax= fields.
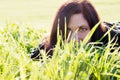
xmin=67 ymin=31 xmax=82 ymax=42
xmin=71 ymin=32 xmax=80 ymax=42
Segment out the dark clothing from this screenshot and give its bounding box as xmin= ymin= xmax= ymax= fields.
xmin=30 ymin=43 xmax=44 ymax=60
xmin=30 ymin=43 xmax=53 ymax=60
xmin=104 ymin=22 xmax=120 ymax=45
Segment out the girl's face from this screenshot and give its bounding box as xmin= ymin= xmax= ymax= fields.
xmin=68 ymin=13 xmax=90 ymax=42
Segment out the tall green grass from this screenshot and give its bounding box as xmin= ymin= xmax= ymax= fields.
xmin=0 ymin=23 xmax=120 ymax=80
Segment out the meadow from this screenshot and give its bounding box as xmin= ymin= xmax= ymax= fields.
xmin=0 ymin=0 xmax=120 ymax=80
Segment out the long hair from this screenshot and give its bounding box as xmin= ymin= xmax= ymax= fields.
xmin=49 ymin=0 xmax=106 ymax=48
xmin=31 ymin=0 xmax=119 ymax=59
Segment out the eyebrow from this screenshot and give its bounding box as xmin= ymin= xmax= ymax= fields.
xmin=78 ymin=25 xmax=88 ymax=28
xmin=76 ymin=25 xmax=87 ymax=30
xmin=68 ymin=25 xmax=89 ymax=31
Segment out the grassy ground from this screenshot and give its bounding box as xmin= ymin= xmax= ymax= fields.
xmin=0 ymin=0 xmax=120 ymax=80
xmin=0 ymin=22 xmax=120 ymax=80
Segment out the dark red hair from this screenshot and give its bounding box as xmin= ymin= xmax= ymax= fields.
xmin=49 ymin=0 xmax=106 ymax=48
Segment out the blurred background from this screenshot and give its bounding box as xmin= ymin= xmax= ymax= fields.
xmin=0 ymin=0 xmax=120 ymax=28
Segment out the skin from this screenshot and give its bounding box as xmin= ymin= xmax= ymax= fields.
xmin=68 ymin=13 xmax=90 ymax=42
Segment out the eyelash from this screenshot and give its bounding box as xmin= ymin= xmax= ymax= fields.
xmin=67 ymin=27 xmax=87 ymax=33
xmin=78 ymin=27 xmax=87 ymax=32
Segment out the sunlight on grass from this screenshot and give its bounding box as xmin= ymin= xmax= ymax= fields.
xmin=0 ymin=23 xmax=120 ymax=80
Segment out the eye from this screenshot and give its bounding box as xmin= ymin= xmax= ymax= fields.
xmin=78 ymin=27 xmax=88 ymax=32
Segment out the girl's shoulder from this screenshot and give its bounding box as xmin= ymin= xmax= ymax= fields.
xmin=103 ymin=21 xmax=120 ymax=31
xmin=103 ymin=21 xmax=120 ymax=45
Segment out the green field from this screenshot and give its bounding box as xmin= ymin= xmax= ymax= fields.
xmin=0 ymin=0 xmax=120 ymax=80
xmin=0 ymin=0 xmax=120 ymax=27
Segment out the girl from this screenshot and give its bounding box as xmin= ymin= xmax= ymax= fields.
xmin=31 ymin=0 xmax=120 ymax=60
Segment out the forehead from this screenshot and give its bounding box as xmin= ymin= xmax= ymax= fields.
xmin=68 ymin=13 xmax=90 ymax=29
